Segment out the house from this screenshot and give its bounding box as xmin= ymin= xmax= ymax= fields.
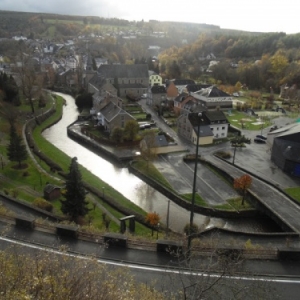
xmin=44 ymin=184 xmax=61 ymax=201
xmin=177 ymin=110 xmax=229 ymax=145
xmin=166 ymin=79 xmax=195 ymax=94
xmin=150 ymin=85 xmax=167 ymax=107
xmin=149 ymin=71 xmax=162 ymax=87
xmin=191 ymin=86 xmax=233 ymax=111
xmin=204 ymin=110 xmax=229 ymax=139
xmin=165 ymin=81 xmax=178 ymax=101
xmin=65 ymin=56 xmax=78 ymax=71
xmin=183 ymin=84 xmax=211 ymax=94
xmin=270 ymin=123 xmax=300 ymax=177
xmin=95 ymin=99 xmax=135 ymax=133
xmin=96 ymin=64 xmax=148 ymax=98
xmin=173 ymin=93 xmax=197 ymax=115
xmin=89 ymin=74 xmax=117 ymax=112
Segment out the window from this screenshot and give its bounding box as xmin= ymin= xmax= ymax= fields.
xmin=222 ymin=126 xmax=225 ymax=130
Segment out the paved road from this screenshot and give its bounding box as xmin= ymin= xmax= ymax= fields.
xmin=206 ymin=156 xmax=300 ymax=233
xmin=155 ymin=153 xmax=238 ymax=205
xmin=1 ymin=221 xmax=300 ymax=299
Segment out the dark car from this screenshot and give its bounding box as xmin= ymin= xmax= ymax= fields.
xmin=256 ymin=135 xmax=267 ymax=140
xmin=254 ymin=138 xmax=266 ymax=144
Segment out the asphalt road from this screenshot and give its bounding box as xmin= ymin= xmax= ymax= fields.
xmin=1 ymin=224 xmax=300 ymax=299
xmin=155 ymin=153 xmax=238 ymax=205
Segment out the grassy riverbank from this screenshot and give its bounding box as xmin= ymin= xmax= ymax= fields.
xmin=0 ymin=94 xmax=161 ymax=238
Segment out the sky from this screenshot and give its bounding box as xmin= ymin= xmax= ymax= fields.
xmin=0 ymin=0 xmax=299 ymax=34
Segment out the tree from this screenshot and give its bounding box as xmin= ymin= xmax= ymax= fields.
xmin=61 ymin=157 xmax=89 ymax=223
xmin=234 ymin=174 xmax=252 ymax=205
xmin=168 ymin=60 xmax=181 ymax=79
xmin=140 ymin=130 xmax=158 ymax=168
xmin=124 ymin=120 xmax=139 ymax=141
xmin=75 ymin=91 xmax=93 ymax=111
xmin=0 ymin=101 xmax=20 ymax=126
xmin=111 ymin=126 xmax=124 ymax=143
xmin=16 ymin=43 xmax=43 ymax=113
xmin=6 ymin=124 xmax=27 ymax=168
xmin=145 ymin=212 xmax=160 ymax=236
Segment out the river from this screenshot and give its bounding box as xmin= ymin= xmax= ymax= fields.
xmin=42 ymin=93 xmax=282 ymax=233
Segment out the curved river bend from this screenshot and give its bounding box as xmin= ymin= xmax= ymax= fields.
xmin=42 ymin=93 xmax=280 ymax=233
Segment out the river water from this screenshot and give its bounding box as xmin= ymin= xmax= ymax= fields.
xmin=42 ymin=93 xmax=281 ymax=233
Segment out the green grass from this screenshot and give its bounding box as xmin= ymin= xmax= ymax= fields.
xmin=180 ymin=193 xmax=208 ymax=206
xmin=214 ymin=197 xmax=253 ymax=211
xmin=132 ymin=159 xmax=174 ymax=190
xmin=30 ymin=95 xmax=150 ymax=233
xmin=285 ymin=187 xmax=300 ymax=203
xmin=226 ymin=110 xmax=272 ymax=130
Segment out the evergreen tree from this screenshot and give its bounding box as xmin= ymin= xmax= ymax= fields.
xmin=7 ymin=124 xmax=27 ymax=168
xmin=61 ymin=157 xmax=89 ymax=222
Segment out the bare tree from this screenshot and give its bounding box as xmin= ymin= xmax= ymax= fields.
xmin=161 ymin=233 xmax=278 ymax=300
xmin=15 ymin=43 xmax=43 ymax=113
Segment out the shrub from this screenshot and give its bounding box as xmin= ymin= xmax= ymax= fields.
xmin=215 ymin=151 xmax=231 ymax=159
xmin=33 ymin=197 xmax=53 ymax=212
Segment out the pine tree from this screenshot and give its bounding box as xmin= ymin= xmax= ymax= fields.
xmin=7 ymin=124 xmax=27 ymax=168
xmin=61 ymin=157 xmax=89 ymax=222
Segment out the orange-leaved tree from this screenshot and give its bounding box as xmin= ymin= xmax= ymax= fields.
xmin=145 ymin=212 xmax=160 ymax=236
xmin=233 ymin=174 xmax=252 ymax=205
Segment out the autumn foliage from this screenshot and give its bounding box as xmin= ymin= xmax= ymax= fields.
xmin=145 ymin=212 xmax=160 ymax=236
xmin=234 ymin=174 xmax=252 ymax=205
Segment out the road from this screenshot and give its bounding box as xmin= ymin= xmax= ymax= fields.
xmin=0 ymin=223 xmax=300 ymax=299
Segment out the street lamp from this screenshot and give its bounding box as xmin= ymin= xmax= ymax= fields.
xmin=232 ymin=143 xmax=237 ymax=165
xmin=166 ymin=199 xmax=170 ymax=237
xmin=156 ymin=223 xmax=160 ymax=239
xmin=187 ymin=112 xmax=203 ymax=256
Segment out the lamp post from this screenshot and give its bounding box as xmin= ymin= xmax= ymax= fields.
xmin=156 ymin=223 xmax=160 ymax=239
xmin=166 ymin=199 xmax=170 ymax=237
xmin=187 ymin=112 xmax=202 ymax=256
xmin=232 ymin=143 xmax=237 ymax=165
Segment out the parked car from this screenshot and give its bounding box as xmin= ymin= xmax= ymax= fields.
xmin=254 ymin=138 xmax=266 ymax=144
xmin=256 ymin=135 xmax=267 ymax=140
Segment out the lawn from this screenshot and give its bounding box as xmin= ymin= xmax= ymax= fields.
xmin=226 ymin=110 xmax=273 ymax=130
xmin=285 ymin=187 xmax=300 ymax=203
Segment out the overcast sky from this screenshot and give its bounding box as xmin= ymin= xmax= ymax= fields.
xmin=0 ymin=0 xmax=299 ymax=34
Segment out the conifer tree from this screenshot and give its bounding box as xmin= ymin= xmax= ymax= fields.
xmin=7 ymin=124 xmax=27 ymax=168
xmin=61 ymin=157 xmax=89 ymax=222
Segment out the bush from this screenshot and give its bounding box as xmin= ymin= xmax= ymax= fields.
xmin=33 ymin=197 xmax=53 ymax=212
xmin=215 ymin=151 xmax=231 ymax=159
